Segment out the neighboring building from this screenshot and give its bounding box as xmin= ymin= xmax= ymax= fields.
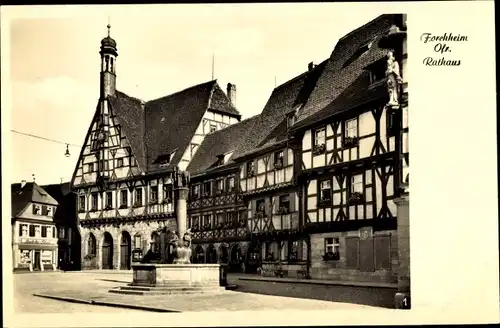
xmin=43 ymin=182 xmax=81 ymax=270
xmin=70 ymin=25 xmax=241 ymax=270
xmin=186 ymin=114 xmax=261 ymax=272
xmin=11 ymin=181 xmax=59 ymax=272
xmin=228 ymin=61 xmax=327 ymax=277
xmin=289 ymin=13 xmax=408 ymax=283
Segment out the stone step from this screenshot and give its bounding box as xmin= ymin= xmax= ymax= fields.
xmin=119 ymin=285 xmax=222 ymax=292
xmin=108 ymin=287 xmax=226 ymax=295
xmin=128 ymin=283 xmax=220 ymax=289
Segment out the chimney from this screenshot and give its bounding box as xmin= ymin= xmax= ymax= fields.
xmin=227 ymin=83 xmax=236 ymax=106
xmin=21 ymin=180 xmax=27 ymax=189
xmin=308 ymin=62 xmax=315 ymax=71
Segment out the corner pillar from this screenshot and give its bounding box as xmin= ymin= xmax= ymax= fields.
xmin=394 ymin=193 xmax=410 ymax=309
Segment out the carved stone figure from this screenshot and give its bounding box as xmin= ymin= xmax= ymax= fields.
xmin=173 ymin=166 xmax=190 ymax=188
xmin=386 ymin=50 xmax=403 ymax=107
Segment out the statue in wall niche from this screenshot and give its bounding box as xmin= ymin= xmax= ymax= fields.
xmin=173 ymin=166 xmax=190 ymax=188
xmin=386 ymin=50 xmax=403 ymax=107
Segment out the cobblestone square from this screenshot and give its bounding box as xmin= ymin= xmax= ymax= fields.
xmin=14 ymin=271 xmax=381 ymax=313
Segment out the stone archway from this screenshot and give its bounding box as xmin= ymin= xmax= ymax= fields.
xmin=206 ymin=244 xmax=217 ymax=264
xmin=229 ymin=243 xmax=243 ymax=273
xmin=246 ymin=240 xmax=262 ymax=274
xmin=193 ymin=245 xmax=205 ymax=263
xmin=219 ymin=244 xmax=229 ymax=264
xmin=120 ymin=231 xmax=131 ymax=270
xmin=102 ymin=232 xmax=114 ymax=269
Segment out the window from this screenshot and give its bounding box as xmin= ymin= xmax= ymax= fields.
xmin=274 ymin=151 xmax=284 ymax=169
xmin=40 ymin=205 xmax=47 ymax=216
xmin=134 ymin=188 xmax=143 ymax=206
xmin=34 ymin=225 xmax=41 ymax=237
xmin=88 ymin=233 xmax=96 ymax=255
xmin=278 ymin=195 xmax=290 ymax=214
xmin=29 ymin=225 xmax=35 ymax=237
xmin=58 ymin=227 xmax=66 ymax=239
xmin=314 ymin=127 xmax=326 ymax=146
xmin=287 ymin=115 xmax=295 ymax=129
xmin=325 ymin=237 xmax=340 ymax=261
xmin=91 ymin=193 xmax=98 ymax=211
xmin=288 ymin=240 xmax=299 ymax=261
xmin=386 ymin=108 xmax=399 ymax=136
xmin=215 ymin=154 xmax=225 ymax=166
xmin=19 ymin=224 xmax=28 ymax=237
xmin=209 ymin=123 xmax=217 ymax=133
xmin=246 ymin=161 xmax=255 ymax=177
xmin=88 ymin=163 xmax=94 ymax=172
xmin=226 ymin=177 xmax=235 ymax=192
xmin=79 ymin=196 xmax=86 ymax=212
xmin=150 ymin=186 xmax=158 ymax=203
xmin=216 ymin=179 xmax=224 ymax=194
xmin=345 ymin=118 xmax=358 ymax=138
xmin=203 ymin=214 xmax=212 ymax=229
xmin=41 ymin=226 xmax=47 ymax=238
xmin=32 ymin=205 xmax=40 ymax=215
xmin=369 ymin=65 xmax=386 ymax=84
xmin=256 ymin=199 xmax=266 ymax=216
xmin=117 ymin=158 xmax=124 ymax=167
xmin=351 ymin=174 xmax=363 ymax=194
xmin=134 ymin=234 xmax=141 ymax=249
xmin=120 ymin=190 xmax=128 ymax=208
xmin=106 ymin=191 xmax=113 ymax=209
xmin=191 ymin=184 xmax=200 ymax=199
xmin=163 ymin=185 xmax=172 ymax=203
xmin=203 ymin=182 xmax=212 ymax=197
xmin=319 ymin=180 xmax=332 ymax=204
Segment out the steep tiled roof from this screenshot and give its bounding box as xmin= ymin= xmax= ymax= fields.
xmin=107 ymin=80 xmax=241 ymax=174
xmin=109 ymin=91 xmax=146 ymax=170
xmin=232 ymin=60 xmax=327 ymax=161
xmin=294 ymin=14 xmax=400 ymax=127
xmin=187 ymin=115 xmax=261 ymax=176
xmin=11 ymin=182 xmax=58 ymax=218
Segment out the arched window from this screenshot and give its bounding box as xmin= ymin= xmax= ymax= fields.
xmin=151 ymin=232 xmax=160 ymax=254
xmin=88 ymin=233 xmax=96 ymax=256
xmin=105 ymin=56 xmax=110 ymax=71
xmin=110 ymin=57 xmax=114 ymax=73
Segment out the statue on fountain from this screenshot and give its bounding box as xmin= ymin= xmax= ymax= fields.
xmin=386 ymin=50 xmax=403 ymax=107
xmin=169 ymin=229 xmax=193 ymax=264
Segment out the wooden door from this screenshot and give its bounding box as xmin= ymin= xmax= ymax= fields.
xmin=102 ymin=245 xmax=111 ymax=269
xmin=120 ymin=233 xmax=131 ymax=270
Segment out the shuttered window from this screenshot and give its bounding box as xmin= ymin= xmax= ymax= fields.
xmin=345 ymin=237 xmax=359 ymax=269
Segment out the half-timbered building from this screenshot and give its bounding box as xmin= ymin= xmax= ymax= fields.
xmin=186 ymin=115 xmax=260 ymax=271
xmin=71 ymin=26 xmax=241 ymax=270
xmin=290 ymin=14 xmax=408 ymax=284
xmin=226 ymin=61 xmax=327 ymax=277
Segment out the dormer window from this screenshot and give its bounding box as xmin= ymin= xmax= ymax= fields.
xmin=32 ymin=204 xmax=40 ymax=215
xmin=342 ymin=40 xmax=373 ymax=68
xmin=366 ymin=58 xmax=386 ymax=85
xmin=154 ymin=154 xmax=171 ymax=167
xmin=287 ymin=114 xmax=295 ymax=129
xmin=209 ymin=123 xmax=217 ymax=133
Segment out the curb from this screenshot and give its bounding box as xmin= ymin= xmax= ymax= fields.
xmin=33 ymin=293 xmax=181 ymax=313
xmin=237 ymin=277 xmax=398 ymax=289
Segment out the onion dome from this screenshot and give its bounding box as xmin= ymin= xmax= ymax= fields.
xmin=100 ymin=24 xmax=118 ymax=56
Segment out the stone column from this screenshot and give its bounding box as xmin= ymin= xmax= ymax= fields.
xmin=394 ymin=193 xmax=410 ymax=309
xmin=174 ymin=187 xmax=189 ymax=239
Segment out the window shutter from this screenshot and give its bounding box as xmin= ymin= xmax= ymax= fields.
xmin=374 ymin=235 xmax=391 ymax=270
xmin=290 ymin=193 xmax=296 ymax=212
xmin=345 ymin=237 xmax=359 ymax=269
xmin=272 ymin=196 xmax=278 ymax=214
xmin=19 ymin=225 xmax=23 ymax=236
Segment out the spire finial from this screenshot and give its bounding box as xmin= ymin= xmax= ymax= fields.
xmin=107 ymin=24 xmax=111 ymax=37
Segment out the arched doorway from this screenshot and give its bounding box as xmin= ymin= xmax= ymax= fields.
xmin=193 ymin=245 xmax=205 ymax=263
xmin=102 ymin=232 xmax=113 ymax=269
xmin=246 ymin=241 xmax=262 ymax=274
xmin=151 ymin=232 xmax=161 ymax=261
xmin=229 ymin=244 xmax=243 ymax=273
xmin=206 ymin=244 xmax=217 ymax=264
xmin=120 ymin=231 xmax=131 ymax=270
xmin=219 ymin=244 xmax=229 ymax=264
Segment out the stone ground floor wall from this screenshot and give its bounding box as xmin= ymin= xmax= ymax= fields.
xmin=79 ymin=218 xmax=178 ymax=270
xmin=310 ymin=228 xmax=398 ymax=284
xmin=191 ymin=241 xmax=249 ymax=271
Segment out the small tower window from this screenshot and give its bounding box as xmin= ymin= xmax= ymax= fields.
xmin=105 ymin=56 xmax=110 ymax=71
xmin=110 ymin=57 xmax=114 ymax=73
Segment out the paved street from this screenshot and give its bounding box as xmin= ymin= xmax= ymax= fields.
xmin=13 ymin=271 xmax=382 ymax=313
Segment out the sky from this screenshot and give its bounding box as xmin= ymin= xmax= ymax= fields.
xmin=6 ymin=4 xmax=383 ymax=185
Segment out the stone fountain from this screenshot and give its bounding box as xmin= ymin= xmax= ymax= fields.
xmin=109 ymin=166 xmax=223 ymax=295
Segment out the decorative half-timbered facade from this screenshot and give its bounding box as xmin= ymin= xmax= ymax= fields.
xmin=186 ymin=115 xmax=260 ymax=271
xmin=291 ymin=13 xmax=407 ymax=284
xmin=71 ymin=26 xmax=241 ymax=270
